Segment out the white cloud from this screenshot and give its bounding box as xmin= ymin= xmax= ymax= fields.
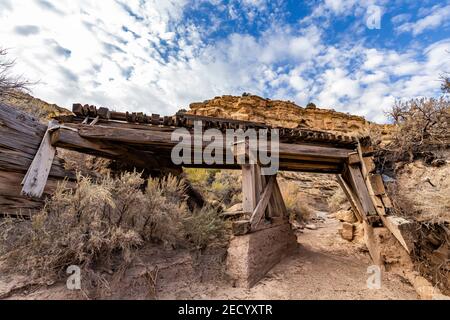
xmin=397 ymin=4 xmax=450 ymax=36
xmin=391 ymin=13 xmax=411 ymax=25
xmin=0 ymin=0 xmax=448 ymax=124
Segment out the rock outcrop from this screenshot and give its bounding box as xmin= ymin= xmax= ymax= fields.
xmin=0 ymin=92 xmax=71 ymax=122
xmin=188 ymin=94 xmax=394 ymax=141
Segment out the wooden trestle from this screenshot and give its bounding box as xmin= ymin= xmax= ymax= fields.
xmin=0 ymin=101 xmax=413 ymax=266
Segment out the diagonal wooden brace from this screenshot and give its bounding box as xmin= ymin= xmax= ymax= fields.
xmin=250 ymin=175 xmax=275 ymax=230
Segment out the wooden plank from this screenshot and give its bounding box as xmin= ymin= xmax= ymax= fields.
xmin=0 ymin=103 xmax=46 ymax=137
xmin=250 ymin=175 xmax=275 ymax=230
xmin=184 ymin=161 xmax=343 ymax=174
xmin=363 ymin=221 xmax=384 ymax=266
xmin=345 ymin=164 xmax=378 ymax=217
xmin=0 ymin=103 xmax=75 ymax=215
xmin=368 ymin=174 xmax=386 ymax=196
xmin=272 ymin=178 xmax=287 ymax=218
xmin=242 ymin=165 xmax=258 ymax=213
xmin=279 ymin=161 xmax=343 ymax=173
xmin=77 ymin=125 xmax=353 ymax=161
xmin=348 ymin=152 xmax=361 ymax=165
xmin=260 ymin=174 xmax=275 ymax=219
xmin=363 ymin=157 xmax=376 ymax=174
xmin=381 ymin=195 xmax=393 ymax=209
xmin=336 ymin=175 xmax=364 ymax=223
xmin=372 ymin=196 xmax=386 ymax=216
xmin=356 ymin=142 xmax=369 ymax=178
xmin=21 ymin=121 xmax=58 ymax=198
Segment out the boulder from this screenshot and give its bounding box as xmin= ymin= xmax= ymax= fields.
xmin=340 ymin=222 xmax=354 ymax=241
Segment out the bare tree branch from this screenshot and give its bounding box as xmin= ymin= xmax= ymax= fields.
xmin=387 ymin=97 xmax=449 ymax=162
xmin=0 ymin=48 xmax=33 ymax=100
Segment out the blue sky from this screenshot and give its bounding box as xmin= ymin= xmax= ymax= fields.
xmin=0 ymin=0 xmax=449 ymax=123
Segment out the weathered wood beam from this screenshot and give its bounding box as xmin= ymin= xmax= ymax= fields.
xmin=21 ymin=121 xmax=58 ymax=198
xmin=77 ymin=125 xmax=354 ymax=162
xmin=272 ymin=179 xmax=288 ymax=218
xmin=242 ymin=164 xmax=260 ymax=213
xmin=363 ymin=221 xmax=384 ymax=266
xmin=250 ymin=175 xmax=275 ymax=230
xmin=50 ymin=128 xmax=161 ymax=169
xmin=0 ymin=103 xmax=76 ymax=215
xmin=343 ymin=164 xmax=378 ymax=217
xmin=336 ymin=175 xmax=365 ymax=223
xmin=183 ymin=162 xmax=343 ymax=174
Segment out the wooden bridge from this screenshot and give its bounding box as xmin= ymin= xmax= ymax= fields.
xmin=0 ymin=102 xmax=413 ymax=287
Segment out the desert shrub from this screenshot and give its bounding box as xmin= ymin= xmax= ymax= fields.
xmin=184 ymin=168 xmax=217 ymax=186
xmin=0 ymin=173 xmax=145 ymax=286
xmin=141 ymin=175 xmax=187 ymax=246
xmin=328 ymin=188 xmax=348 ymax=213
xmin=279 ymin=180 xmax=314 ymax=221
xmin=210 ymin=170 xmax=242 ymax=206
xmin=184 ymin=169 xmax=242 ymax=207
xmin=0 ymin=172 xmax=225 ymax=289
xmin=183 ymin=206 xmax=226 ymax=249
xmin=386 ymin=97 xmax=449 ymax=162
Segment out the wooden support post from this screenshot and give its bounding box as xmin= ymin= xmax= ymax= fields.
xmin=357 ymin=139 xmax=413 ymax=254
xmin=242 ymin=164 xmax=260 ymax=213
xmin=239 ymin=152 xmax=289 ymax=232
xmin=21 ymin=120 xmax=59 ymax=198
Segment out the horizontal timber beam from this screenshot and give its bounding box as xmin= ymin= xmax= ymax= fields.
xmin=50 ymin=128 xmax=164 ymax=170
xmin=77 ymin=125 xmax=354 ymax=162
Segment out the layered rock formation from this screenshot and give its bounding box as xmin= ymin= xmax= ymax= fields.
xmin=188 ymin=94 xmax=394 ymax=142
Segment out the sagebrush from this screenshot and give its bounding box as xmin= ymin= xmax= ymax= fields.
xmin=0 ymin=172 xmax=225 ymax=289
xmin=184 ymin=168 xmax=242 ymax=208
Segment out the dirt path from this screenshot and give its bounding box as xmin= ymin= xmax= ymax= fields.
xmin=160 ymin=217 xmax=418 ymax=300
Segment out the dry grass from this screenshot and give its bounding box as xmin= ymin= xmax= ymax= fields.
xmin=184 ymin=169 xmax=242 ymax=208
xmin=0 ymin=172 xmax=225 ymax=294
xmin=327 ymin=188 xmax=348 ymax=213
xmin=279 ymin=180 xmax=315 ymax=222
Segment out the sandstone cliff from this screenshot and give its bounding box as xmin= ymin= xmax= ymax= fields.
xmin=188 ymin=94 xmax=394 ymax=142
